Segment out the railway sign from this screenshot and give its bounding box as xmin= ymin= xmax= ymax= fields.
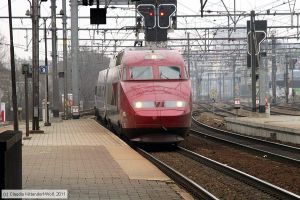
xmin=0 ymin=102 xmax=5 ymax=122
xmin=256 ymin=98 xmax=259 ymax=105
xmin=246 ymin=20 xmax=267 ymax=68
xmin=234 ymin=98 xmax=241 ymax=109
xmin=39 ymin=65 xmax=48 ymax=74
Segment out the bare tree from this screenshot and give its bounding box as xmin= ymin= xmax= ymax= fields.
xmin=78 ymin=51 xmax=109 ymax=109
xmin=0 ymin=33 xmax=7 ymax=68
xmin=57 ymin=50 xmax=110 ymax=111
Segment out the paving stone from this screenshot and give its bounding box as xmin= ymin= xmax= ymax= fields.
xmin=21 ymin=119 xmax=186 ymax=200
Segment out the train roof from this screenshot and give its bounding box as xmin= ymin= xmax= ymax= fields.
xmin=117 ymin=47 xmax=184 ymax=66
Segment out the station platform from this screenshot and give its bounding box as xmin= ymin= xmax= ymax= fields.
xmin=1 ymin=118 xmax=192 ymax=200
xmin=225 ymin=115 xmax=300 ymax=144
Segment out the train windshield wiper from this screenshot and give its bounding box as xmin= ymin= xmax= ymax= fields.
xmin=160 ymin=72 xmax=169 ymax=79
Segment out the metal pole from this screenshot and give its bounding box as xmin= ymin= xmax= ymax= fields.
xmin=71 ymin=0 xmax=79 ymax=107
xmin=32 ymin=0 xmax=40 ymax=130
xmin=219 ymin=74 xmax=222 ymax=100
xmin=204 ymin=29 xmax=207 ymax=52
xmin=259 ymin=43 xmax=266 ymax=113
xmin=44 ymin=18 xmax=51 ymax=126
xmin=234 ymin=0 xmax=236 ymax=31
xmin=51 ymin=0 xmax=59 ymax=117
xmin=233 ymin=56 xmax=236 ymax=100
xmin=250 ymin=10 xmax=257 ymax=112
xmin=222 ymin=74 xmax=225 ymax=100
xmin=7 ymin=0 xmax=18 ymax=131
xmin=207 ymin=73 xmax=210 ymax=100
xmin=187 ymin=32 xmax=190 ymax=76
xmin=297 ymin=14 xmax=299 ymax=40
xmin=292 ymin=59 xmax=297 ymax=103
xmin=292 ymin=64 xmax=294 ymax=103
xmin=24 ymin=70 xmax=30 ymax=137
xmin=285 ymin=55 xmax=289 ymax=103
xmin=271 ymin=35 xmax=277 ymax=104
xmin=102 ymin=31 xmax=105 ymax=67
xmin=63 ymin=0 xmax=68 ymax=120
xmin=114 ymin=40 xmax=117 ymax=54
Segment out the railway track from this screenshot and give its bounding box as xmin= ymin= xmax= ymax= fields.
xmin=274 ymin=104 xmax=300 ymax=112
xmin=191 ymin=112 xmax=300 ymax=166
xmin=96 ymin=114 xmax=300 ymax=198
xmin=242 ymin=104 xmax=300 ymax=116
xmin=197 ymin=103 xmax=245 ymax=117
xmin=137 ymin=147 xmax=218 ymax=200
xmin=137 ymin=147 xmax=300 ymax=200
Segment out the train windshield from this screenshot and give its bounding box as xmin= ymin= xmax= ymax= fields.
xmin=130 ymin=66 xmax=153 ymax=80
xmin=159 ymin=66 xmax=181 ymax=79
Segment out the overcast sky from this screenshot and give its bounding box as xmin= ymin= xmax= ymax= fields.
xmin=0 ymin=0 xmax=299 ymax=62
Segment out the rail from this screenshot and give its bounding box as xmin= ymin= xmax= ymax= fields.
xmin=136 ymin=147 xmax=219 ymax=200
xmin=191 ymin=111 xmax=300 ymax=166
xmin=79 ymin=108 xmax=95 ymax=117
xmin=178 ymin=147 xmax=300 ymax=200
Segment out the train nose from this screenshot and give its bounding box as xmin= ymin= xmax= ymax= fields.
xmin=133 ymin=102 xmax=190 ymax=129
xmin=134 ymin=109 xmax=160 ymax=128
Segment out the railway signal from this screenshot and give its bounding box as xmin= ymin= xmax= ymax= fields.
xmin=90 ymin=8 xmax=107 ymax=24
xmin=81 ymin=0 xmax=107 ymax=24
xmin=137 ymin=4 xmax=156 ymax=28
xmin=136 ymin=1 xmax=176 ymax=42
xmin=137 ymin=3 xmax=176 ymax=29
xmin=247 ymin=12 xmax=267 ymax=112
xmin=158 ymin=4 xmax=176 ymax=29
xmin=246 ymin=20 xmax=267 ymax=69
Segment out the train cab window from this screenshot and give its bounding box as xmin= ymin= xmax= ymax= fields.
xmin=159 ymin=66 xmax=181 ymax=79
xmin=129 ymin=66 xmax=153 ymax=80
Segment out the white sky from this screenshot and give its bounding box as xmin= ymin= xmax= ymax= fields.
xmin=0 ymin=0 xmax=299 ymax=62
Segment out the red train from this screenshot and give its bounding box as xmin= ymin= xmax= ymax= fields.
xmin=95 ymin=47 xmax=191 ymax=143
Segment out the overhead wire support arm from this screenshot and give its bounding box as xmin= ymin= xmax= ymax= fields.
xmin=200 ymin=0 xmax=208 ymax=17
xmin=220 ymin=0 xmax=235 ymax=25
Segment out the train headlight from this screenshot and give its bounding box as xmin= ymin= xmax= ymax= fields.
xmin=133 ymin=101 xmax=155 ymax=109
xmin=176 ymin=101 xmax=185 ymax=107
xmin=134 ymin=101 xmax=143 ymax=108
xmin=165 ymin=101 xmax=186 ymax=108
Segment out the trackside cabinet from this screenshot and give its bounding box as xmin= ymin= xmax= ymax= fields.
xmin=0 ymin=131 xmax=22 ymax=191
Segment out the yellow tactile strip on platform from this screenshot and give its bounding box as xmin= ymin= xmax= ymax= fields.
xmin=107 ymin=146 xmax=170 ymax=181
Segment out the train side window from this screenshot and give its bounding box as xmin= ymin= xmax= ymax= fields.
xmin=159 ymin=66 xmax=181 ymax=79
xmin=122 ymin=67 xmax=127 ymax=80
xmin=116 ymin=66 xmax=121 ymax=80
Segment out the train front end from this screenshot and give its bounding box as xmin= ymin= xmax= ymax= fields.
xmin=119 ymin=49 xmax=192 ymax=143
